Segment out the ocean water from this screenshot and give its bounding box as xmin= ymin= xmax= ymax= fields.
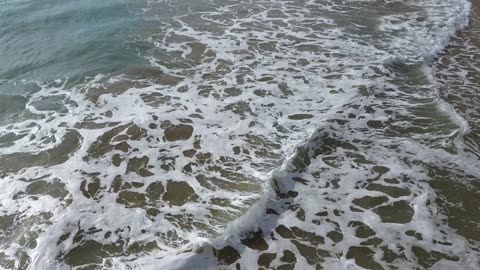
xmin=0 ymin=0 xmax=479 ymax=269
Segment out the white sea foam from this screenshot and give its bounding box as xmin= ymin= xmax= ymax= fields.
xmin=0 ymin=0 xmax=478 ymax=269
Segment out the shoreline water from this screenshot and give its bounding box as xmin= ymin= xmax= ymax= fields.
xmin=131 ymin=1 xmax=480 ymax=268
xmin=0 ymin=0 xmax=479 ymax=269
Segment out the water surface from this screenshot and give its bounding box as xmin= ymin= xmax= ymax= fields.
xmin=0 ymin=0 xmax=479 ymax=269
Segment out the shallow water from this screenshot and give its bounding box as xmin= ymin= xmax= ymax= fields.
xmin=0 ymin=0 xmax=479 ymax=269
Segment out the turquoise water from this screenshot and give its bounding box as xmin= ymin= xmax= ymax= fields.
xmin=0 ymin=0 xmax=143 ymax=94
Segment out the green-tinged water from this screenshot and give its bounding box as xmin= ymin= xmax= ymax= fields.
xmin=0 ymin=0 xmax=479 ymax=269
xmin=0 ymin=0 xmax=143 ymax=93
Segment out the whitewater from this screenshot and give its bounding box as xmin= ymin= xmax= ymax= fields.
xmin=0 ymin=0 xmax=479 ymax=269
